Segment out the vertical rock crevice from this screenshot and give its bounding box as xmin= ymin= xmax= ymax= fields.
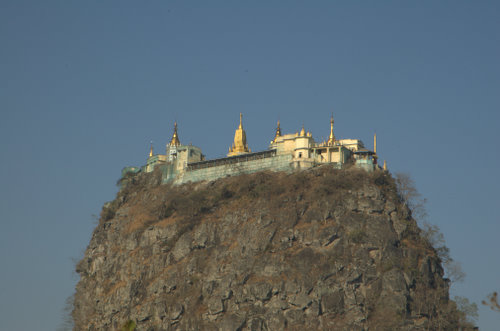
xmin=74 ymin=166 xmax=464 ymax=330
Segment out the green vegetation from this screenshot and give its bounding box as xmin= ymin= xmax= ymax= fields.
xmin=101 ymin=199 xmax=120 ymax=221
xmin=122 ymin=319 xmax=136 ymax=331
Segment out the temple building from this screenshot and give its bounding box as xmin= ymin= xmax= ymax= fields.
xmin=122 ymin=113 xmax=386 ymax=185
xmin=141 ymin=121 xmax=204 ymax=175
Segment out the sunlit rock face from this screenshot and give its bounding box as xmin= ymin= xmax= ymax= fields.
xmin=73 ymin=166 xmax=463 ymax=331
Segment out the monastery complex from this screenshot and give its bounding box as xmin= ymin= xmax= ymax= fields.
xmin=122 ymin=114 xmax=387 ymax=185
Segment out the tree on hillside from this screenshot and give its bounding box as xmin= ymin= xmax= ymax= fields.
xmin=56 ymin=294 xmax=74 ymax=331
xmin=394 ymin=172 xmax=427 ymax=221
xmin=454 ymin=296 xmax=479 ymax=328
xmin=395 ymin=173 xmax=466 ymax=282
xmin=394 ymin=172 xmax=474 ymax=326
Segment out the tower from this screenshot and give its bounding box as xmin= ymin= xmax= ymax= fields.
xmin=272 ymin=120 xmax=282 ymax=143
xmin=168 ymin=122 xmax=181 ymax=161
xmin=170 ymin=122 xmax=181 ymax=147
xmin=228 ymin=113 xmax=251 ymax=156
xmin=327 ymin=114 xmax=335 ymax=146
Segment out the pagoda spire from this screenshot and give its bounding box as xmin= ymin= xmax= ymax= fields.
xmin=149 ymin=141 xmax=154 ymax=157
xmin=169 ymin=122 xmax=181 ymax=146
xmin=228 ymin=113 xmax=250 ymax=156
xmin=273 ymin=120 xmax=282 ymax=142
xmin=327 ymin=113 xmax=335 ymax=146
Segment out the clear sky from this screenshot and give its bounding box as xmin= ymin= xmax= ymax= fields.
xmin=1 ymin=1 xmax=499 ymax=330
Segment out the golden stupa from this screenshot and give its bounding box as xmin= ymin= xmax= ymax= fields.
xmin=169 ymin=122 xmax=181 ymax=147
xmin=228 ymin=113 xmax=251 ymax=156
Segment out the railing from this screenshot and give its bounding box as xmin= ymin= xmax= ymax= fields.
xmin=186 ymin=149 xmax=277 ymax=171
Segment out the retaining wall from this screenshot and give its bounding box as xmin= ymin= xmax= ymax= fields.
xmin=173 ymin=154 xmax=294 ymax=184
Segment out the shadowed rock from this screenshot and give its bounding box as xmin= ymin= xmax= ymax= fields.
xmin=73 ymin=165 xmax=465 ymax=330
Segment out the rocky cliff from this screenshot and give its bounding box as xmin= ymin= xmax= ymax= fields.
xmin=74 ymin=165 xmax=464 ymax=330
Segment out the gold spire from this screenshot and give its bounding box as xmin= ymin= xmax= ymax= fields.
xmin=149 ymin=141 xmax=154 ymax=157
xmin=228 ymin=113 xmax=250 ymax=156
xmin=383 ymin=160 xmax=387 ymax=171
xmin=374 ymin=132 xmax=377 ymax=154
xmin=300 ymin=124 xmax=306 ymax=136
xmin=327 ymin=114 xmax=335 ymax=146
xmin=169 ymin=122 xmax=181 ymax=146
xmin=273 ymin=120 xmax=282 ymax=142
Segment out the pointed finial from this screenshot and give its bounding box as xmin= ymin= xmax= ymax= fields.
xmin=327 ymin=113 xmax=335 ymax=145
xmin=239 ymin=113 xmax=243 ymax=129
xmin=149 ymin=141 xmax=154 ymax=157
xmin=273 ymin=119 xmax=282 ymax=143
xmin=169 ymin=121 xmax=181 ymax=146
xmin=300 ymin=124 xmax=305 ymax=136
xmin=374 ymin=132 xmax=377 ymax=154
xmin=383 ymin=160 xmax=387 ymax=171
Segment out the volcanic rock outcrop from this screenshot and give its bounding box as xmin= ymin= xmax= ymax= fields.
xmin=73 ymin=166 xmax=463 ymax=330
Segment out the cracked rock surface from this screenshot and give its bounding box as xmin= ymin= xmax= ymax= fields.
xmin=74 ymin=166 xmax=462 ymax=330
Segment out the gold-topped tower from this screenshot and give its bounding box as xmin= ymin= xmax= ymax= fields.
xmin=273 ymin=120 xmax=282 ymax=143
xmin=129 ymin=110 xmax=386 ymax=182
xmin=228 ymin=113 xmax=251 ymax=156
xmin=169 ymin=122 xmax=181 ymax=147
xmin=327 ymin=114 xmax=335 ymax=146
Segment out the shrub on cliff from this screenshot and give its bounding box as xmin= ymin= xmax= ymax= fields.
xmin=74 ymin=164 xmax=474 ymax=330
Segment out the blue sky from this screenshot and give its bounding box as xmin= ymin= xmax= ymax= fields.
xmin=1 ymin=1 xmax=499 ymax=330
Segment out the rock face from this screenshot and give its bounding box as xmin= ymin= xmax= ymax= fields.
xmin=74 ymin=166 xmax=462 ymax=330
